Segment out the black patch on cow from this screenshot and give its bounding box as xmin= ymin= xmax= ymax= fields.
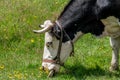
xmin=77 ymin=20 xmax=105 ymax=36
xmin=52 ymin=0 xmax=120 ymax=42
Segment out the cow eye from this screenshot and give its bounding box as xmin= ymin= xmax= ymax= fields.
xmin=46 ymin=42 xmax=53 ymax=47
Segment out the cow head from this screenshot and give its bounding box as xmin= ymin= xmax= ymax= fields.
xmin=33 ymin=20 xmax=73 ymax=77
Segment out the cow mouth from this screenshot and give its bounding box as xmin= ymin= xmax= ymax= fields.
xmin=42 ymin=62 xmax=61 ymax=77
xmin=41 ymin=66 xmax=56 ymax=77
xmin=48 ymin=69 xmax=55 ymax=77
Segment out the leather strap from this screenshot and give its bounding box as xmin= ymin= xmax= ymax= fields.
xmin=43 ymin=59 xmax=56 ymax=63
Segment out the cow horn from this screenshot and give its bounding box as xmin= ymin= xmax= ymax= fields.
xmin=33 ymin=24 xmax=53 ymax=34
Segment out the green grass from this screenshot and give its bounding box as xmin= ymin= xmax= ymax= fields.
xmin=0 ymin=0 xmax=120 ymax=80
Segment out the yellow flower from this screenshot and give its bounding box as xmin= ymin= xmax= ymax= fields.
xmin=15 ymin=73 xmax=22 ymax=79
xmin=8 ymin=74 xmax=13 ymax=79
xmin=0 ymin=65 xmax=5 ymax=70
xmin=39 ymin=67 xmax=43 ymax=71
xmin=14 ymin=71 xmax=23 ymax=79
xmin=31 ymin=39 xmax=35 ymax=43
xmin=46 ymin=70 xmax=49 ymax=74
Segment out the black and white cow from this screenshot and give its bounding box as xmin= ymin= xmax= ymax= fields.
xmin=34 ymin=0 xmax=120 ymax=77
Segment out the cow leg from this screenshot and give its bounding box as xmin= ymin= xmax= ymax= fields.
xmin=109 ymin=36 xmax=120 ymax=71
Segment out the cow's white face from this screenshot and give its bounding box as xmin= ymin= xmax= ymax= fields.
xmin=42 ymin=32 xmax=72 ymax=72
xmin=34 ymin=20 xmax=73 ymax=73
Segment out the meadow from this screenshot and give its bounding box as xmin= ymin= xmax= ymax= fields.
xmin=0 ymin=0 xmax=120 ymax=80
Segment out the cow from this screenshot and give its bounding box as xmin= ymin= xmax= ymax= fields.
xmin=33 ymin=0 xmax=120 ymax=77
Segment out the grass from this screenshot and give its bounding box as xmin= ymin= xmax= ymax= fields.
xmin=0 ymin=0 xmax=120 ymax=80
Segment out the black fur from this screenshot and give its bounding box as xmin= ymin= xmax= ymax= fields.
xmin=52 ymin=0 xmax=120 ymax=42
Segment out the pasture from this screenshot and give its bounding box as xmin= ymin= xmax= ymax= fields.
xmin=0 ymin=0 xmax=120 ymax=80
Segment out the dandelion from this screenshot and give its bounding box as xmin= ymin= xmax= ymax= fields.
xmin=39 ymin=66 xmax=49 ymax=74
xmin=55 ymin=1 xmax=58 ymax=4
xmin=31 ymin=39 xmax=35 ymax=43
xmin=13 ymin=71 xmax=24 ymax=79
xmin=39 ymin=67 xmax=43 ymax=71
xmin=8 ymin=74 xmax=13 ymax=79
xmin=45 ymin=70 xmax=49 ymax=74
xmin=15 ymin=73 xmax=23 ymax=79
xmin=0 ymin=65 xmax=5 ymax=70
xmin=55 ymin=0 xmax=59 ymax=5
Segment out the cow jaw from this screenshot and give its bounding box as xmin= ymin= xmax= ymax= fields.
xmin=42 ymin=32 xmax=73 ymax=73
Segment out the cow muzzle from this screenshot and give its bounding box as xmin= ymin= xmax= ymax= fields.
xmin=42 ymin=61 xmax=60 ymax=77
